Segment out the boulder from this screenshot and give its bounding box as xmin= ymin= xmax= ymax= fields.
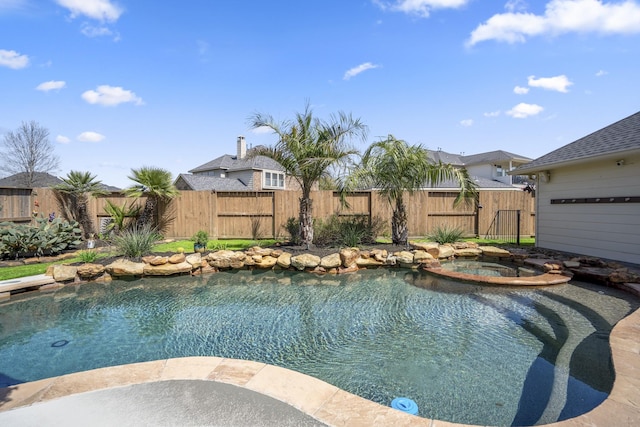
xmin=395 ymin=251 xmax=414 ymax=265
xmin=339 ymin=248 xmax=360 ymax=268
xmin=143 ymin=256 xmax=169 ymax=266
xmin=52 ymin=265 xmax=78 ymax=282
xmin=320 ymin=253 xmax=341 ymax=269
xmin=185 ymin=253 xmax=203 ymax=267
xmin=291 ymin=254 xmax=321 ymax=271
xmin=76 ymin=263 xmax=105 ymax=279
xmin=245 ymin=246 xmax=273 ymax=257
xmin=168 ymin=253 xmax=186 ymax=264
xmin=208 ymin=250 xmax=246 ymax=269
xmin=413 ymin=250 xmax=434 ymax=263
xmin=255 ymin=255 xmax=278 ymax=269
xmin=454 ymin=248 xmax=483 ymax=257
xmin=106 ymin=259 xmax=145 ymax=276
xmin=144 ymin=261 xmax=193 ymax=276
xmin=478 ymin=246 xmax=511 ymax=258
xmin=338 ymin=264 xmax=360 ymax=274
xmin=276 ymin=252 xmax=292 ymax=269
xmin=370 ymin=249 xmax=388 ymax=263
xmin=410 ymin=241 xmax=439 ymax=252
xmin=356 ymin=257 xmax=383 ymax=268
xmin=437 ymin=245 xmax=455 ymax=259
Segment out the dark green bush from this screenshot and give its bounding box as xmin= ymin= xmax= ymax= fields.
xmin=0 ymin=217 xmax=83 ymax=259
xmin=283 ymin=217 xmax=302 ymax=245
xmin=426 ymin=224 xmax=464 ymax=244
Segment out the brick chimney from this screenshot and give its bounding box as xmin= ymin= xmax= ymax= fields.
xmin=237 ymin=136 xmax=246 ymax=159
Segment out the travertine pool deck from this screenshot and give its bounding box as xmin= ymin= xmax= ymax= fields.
xmin=0 ymin=305 xmax=639 ymax=426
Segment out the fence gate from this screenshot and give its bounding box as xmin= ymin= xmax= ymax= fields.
xmin=485 ymin=209 xmax=521 ymax=244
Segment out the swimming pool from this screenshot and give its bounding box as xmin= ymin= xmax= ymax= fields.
xmin=0 ymin=269 xmax=636 ymax=426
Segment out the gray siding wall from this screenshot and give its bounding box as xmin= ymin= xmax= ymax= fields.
xmin=536 ymin=154 xmax=640 ymax=264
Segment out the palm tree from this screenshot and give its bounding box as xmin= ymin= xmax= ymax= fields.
xmin=346 ymin=135 xmax=477 ymax=246
xmin=124 ymin=167 xmax=180 ymax=230
xmin=249 ymin=103 xmax=367 ymax=248
xmin=53 ymin=171 xmax=108 ymax=238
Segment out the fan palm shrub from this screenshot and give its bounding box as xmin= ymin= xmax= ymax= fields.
xmin=124 ymin=167 xmax=179 ymax=232
xmin=53 ymin=171 xmax=108 ymax=238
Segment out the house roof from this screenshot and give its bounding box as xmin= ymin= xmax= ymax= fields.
xmin=426 ymin=150 xmax=464 ymax=165
xmin=428 ymin=176 xmax=519 ymax=190
xmin=175 ymin=174 xmax=250 ymax=191
xmin=0 ymin=172 xmax=62 ymax=188
xmin=514 ymin=111 xmax=640 ymax=174
xmin=460 ymin=150 xmax=532 ymax=166
xmin=189 ymin=146 xmax=284 ymax=174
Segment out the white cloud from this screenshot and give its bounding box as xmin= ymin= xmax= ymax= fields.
xmin=460 ymin=119 xmax=474 ymax=127
xmin=81 ymin=23 xmax=114 ymax=38
xmin=505 ymin=0 xmax=528 ymax=12
xmin=506 ymin=103 xmax=544 ymax=118
xmin=55 ymin=0 xmax=123 ymax=22
xmin=36 ymin=80 xmax=66 ymax=92
xmin=484 ymin=110 xmax=501 ymax=117
xmin=82 ymin=85 xmax=144 ymax=106
xmin=514 ymin=85 xmax=530 ymax=94
xmin=374 ymin=0 xmax=469 ymax=17
xmin=343 ymin=62 xmax=380 ymax=80
xmin=0 ymin=49 xmax=29 ymax=69
xmin=77 ymin=131 xmax=106 ymax=142
xmin=56 ymin=135 xmax=71 ymax=144
xmin=596 ymin=69 xmax=608 ymax=76
xmin=467 ymin=0 xmax=640 ymax=46
xmin=528 ymin=74 xmax=573 ymax=92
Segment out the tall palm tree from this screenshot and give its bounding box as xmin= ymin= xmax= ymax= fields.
xmin=53 ymin=171 xmax=108 ymax=238
xmin=249 ymin=103 xmax=368 ymax=248
xmin=346 ymin=135 xmax=477 ymax=245
xmin=124 ymin=167 xmax=180 ymax=230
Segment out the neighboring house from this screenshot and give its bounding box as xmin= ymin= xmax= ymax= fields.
xmin=511 ymin=111 xmax=640 ymax=265
xmin=0 ymin=172 xmax=120 ymax=191
xmin=0 ymin=172 xmax=63 ymax=188
xmin=175 ymin=136 xmax=292 ymax=191
xmin=426 ymin=149 xmax=533 ymax=189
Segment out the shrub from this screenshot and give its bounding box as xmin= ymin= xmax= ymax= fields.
xmin=0 ymin=217 xmax=82 ymax=259
xmin=110 ymin=225 xmax=161 ymax=261
xmin=191 ymin=230 xmax=209 ymax=246
xmin=283 ymin=217 xmax=302 ymax=245
xmin=314 ymin=215 xmax=383 ymax=247
xmin=427 ymin=224 xmax=464 ymax=244
xmin=78 ymin=249 xmax=98 ymax=263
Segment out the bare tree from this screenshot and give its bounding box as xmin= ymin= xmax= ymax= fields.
xmin=1 ymin=121 xmax=60 ymax=187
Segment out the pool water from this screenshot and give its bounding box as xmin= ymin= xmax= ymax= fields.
xmin=0 ymin=269 xmax=637 ymax=426
xmin=440 ymin=260 xmax=541 ymax=277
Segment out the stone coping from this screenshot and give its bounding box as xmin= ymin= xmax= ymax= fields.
xmin=1 ymin=306 xmax=639 ymax=426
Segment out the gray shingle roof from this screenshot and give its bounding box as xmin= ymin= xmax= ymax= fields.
xmin=427 ymin=176 xmax=518 ymax=189
xmin=426 ymin=150 xmax=464 ymax=165
xmin=514 ymin=111 xmax=640 ymax=173
xmin=461 ymin=150 xmax=532 ymax=166
xmin=0 ymin=172 xmax=62 ymax=188
xmin=175 ymin=174 xmax=249 ymax=191
xmin=189 ymin=146 xmax=284 ymax=174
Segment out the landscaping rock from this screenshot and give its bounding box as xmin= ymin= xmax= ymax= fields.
xmin=77 ymin=263 xmax=105 ymax=279
xmin=169 ymin=253 xmax=186 ymax=264
xmin=437 ymin=245 xmax=455 ymax=259
xmin=106 ymin=259 xmax=145 ymax=276
xmin=320 ymin=253 xmax=341 ymax=269
xmin=479 ymin=246 xmax=511 ymax=258
xmin=291 ymin=253 xmax=321 ymax=271
xmin=413 ymin=250 xmax=434 ymax=263
xmin=276 ymin=252 xmax=292 ymax=269
xmin=454 ymin=248 xmax=483 ymax=257
xmin=185 ymin=253 xmax=203 ymax=267
xmin=255 ymin=255 xmax=278 ymax=269
xmin=356 ymin=256 xmax=383 ymax=268
xmin=144 ymin=261 xmax=193 ymax=276
xmin=339 ymin=248 xmax=360 ymax=268
xmin=52 ymin=265 xmax=78 ymax=282
xmin=395 ymin=251 xmax=414 ymax=265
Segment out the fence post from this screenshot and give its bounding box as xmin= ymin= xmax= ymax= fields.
xmin=516 ymin=209 xmax=521 ymax=246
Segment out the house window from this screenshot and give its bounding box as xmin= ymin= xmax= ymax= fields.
xmin=264 ymin=171 xmax=285 ymax=189
xmin=495 ymin=165 xmax=505 ymax=177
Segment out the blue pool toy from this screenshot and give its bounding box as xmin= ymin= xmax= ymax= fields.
xmin=391 ymin=397 xmax=419 ymax=415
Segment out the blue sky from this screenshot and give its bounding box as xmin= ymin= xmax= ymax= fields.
xmin=1 ymin=0 xmax=639 ymax=188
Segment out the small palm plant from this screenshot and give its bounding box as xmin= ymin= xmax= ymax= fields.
xmin=124 ymin=167 xmax=180 ymax=231
xmin=53 ymin=171 xmax=108 ymax=238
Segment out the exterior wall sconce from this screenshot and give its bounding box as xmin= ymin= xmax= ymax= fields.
xmin=616 ymin=159 xmax=625 ymax=166
xmin=540 ymin=171 xmax=551 ymax=183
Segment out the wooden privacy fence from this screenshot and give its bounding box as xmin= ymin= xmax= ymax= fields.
xmin=0 ymin=187 xmax=535 ymax=240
